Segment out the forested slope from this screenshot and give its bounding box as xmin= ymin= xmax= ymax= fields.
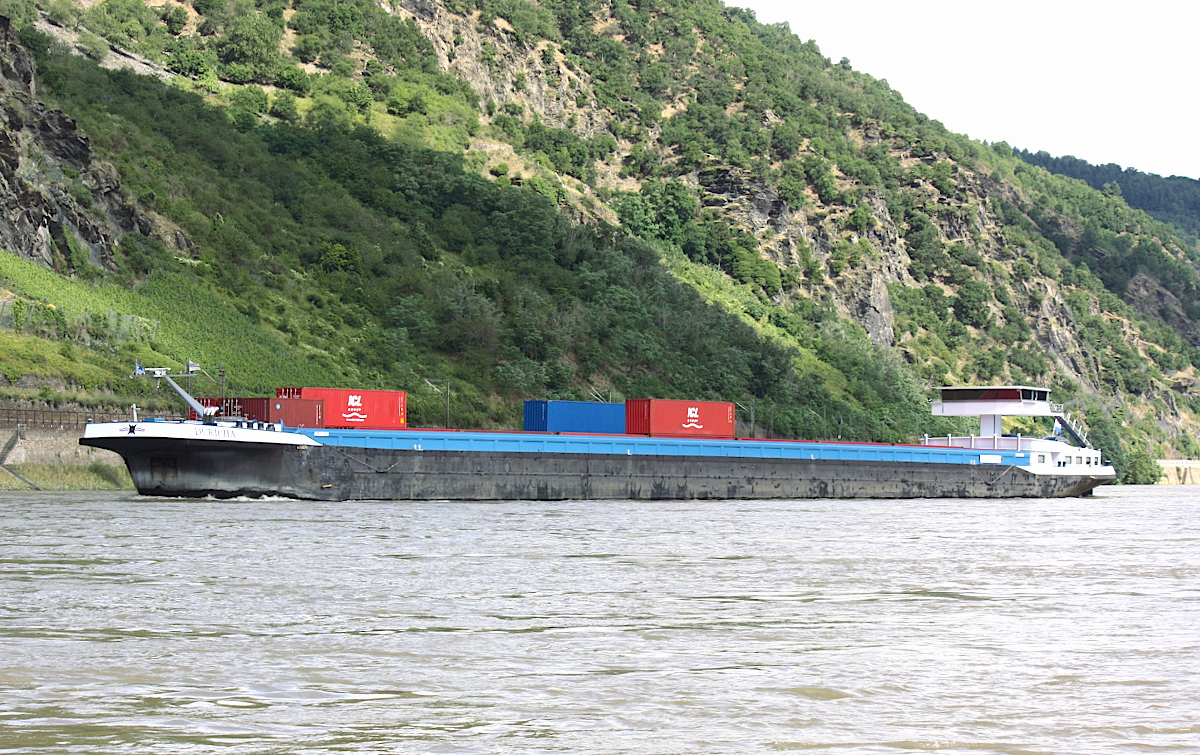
xmin=0 ymin=0 xmax=1196 ymax=481
xmin=1015 ymin=148 xmax=1200 ymax=242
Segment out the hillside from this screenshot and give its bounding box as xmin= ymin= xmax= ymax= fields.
xmin=1014 ymin=148 xmax=1200 ymax=243
xmin=0 ymin=0 xmax=1197 ymax=481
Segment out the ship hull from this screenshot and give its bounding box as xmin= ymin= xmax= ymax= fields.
xmin=83 ymin=434 xmax=1111 ymax=501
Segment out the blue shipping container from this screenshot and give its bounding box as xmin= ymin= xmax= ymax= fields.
xmin=523 ymin=400 xmax=626 ymax=434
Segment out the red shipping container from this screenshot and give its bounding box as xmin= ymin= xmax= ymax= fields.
xmin=625 ymin=399 xmax=736 ymax=439
xmin=192 ymin=397 xmax=270 ymax=421
xmin=268 ymin=398 xmax=324 ymax=428
xmin=276 ymin=387 xmax=407 ymax=429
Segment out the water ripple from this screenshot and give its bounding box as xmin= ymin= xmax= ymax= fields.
xmin=1 ymin=486 xmax=1197 ymax=753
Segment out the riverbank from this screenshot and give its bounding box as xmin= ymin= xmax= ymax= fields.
xmin=0 ymin=462 xmax=132 ymax=490
xmin=0 ymin=427 xmax=132 ymax=490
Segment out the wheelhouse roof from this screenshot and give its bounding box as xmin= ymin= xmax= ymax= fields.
xmin=936 ymin=386 xmax=1051 ymax=401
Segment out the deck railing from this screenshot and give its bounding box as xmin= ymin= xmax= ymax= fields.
xmin=920 ymin=434 xmax=1043 ymax=452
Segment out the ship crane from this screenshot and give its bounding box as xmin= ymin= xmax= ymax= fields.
xmin=131 ymin=362 xmax=218 ymax=423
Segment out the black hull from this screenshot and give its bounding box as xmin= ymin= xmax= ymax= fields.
xmin=82 ymin=436 xmax=1111 ymax=500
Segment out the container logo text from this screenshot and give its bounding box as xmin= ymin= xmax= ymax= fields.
xmin=682 ymin=406 xmax=704 ymax=429
xmin=343 ymin=394 xmax=368 ymax=423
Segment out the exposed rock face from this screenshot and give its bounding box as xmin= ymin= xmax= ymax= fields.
xmin=396 ymin=0 xmax=438 ymax=23
xmin=1126 ymin=272 xmax=1199 ymax=343
xmin=695 ymin=168 xmax=903 ymax=346
xmin=0 ymin=16 xmax=155 ymax=272
xmin=396 ymin=5 xmax=608 ymax=138
xmin=845 ymin=271 xmax=896 ymax=346
xmin=698 ymin=167 xmax=793 ymax=235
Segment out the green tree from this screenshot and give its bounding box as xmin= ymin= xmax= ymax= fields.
xmin=77 ymin=32 xmax=109 ymax=61
xmin=1121 ymin=449 xmax=1162 ymax=484
xmin=319 ymin=242 xmax=361 ymax=272
xmin=304 ymin=94 xmax=352 ymax=130
xmin=904 ymin=211 xmax=945 ymax=280
xmin=930 ymin=161 xmax=955 ymax=195
xmin=770 ymin=123 xmax=802 ymax=161
xmin=846 ymin=201 xmax=875 ymax=234
xmin=269 ymin=90 xmax=299 ymax=122
xmin=217 ymin=12 xmax=282 ymax=82
xmin=385 ymin=296 xmax=437 ymax=347
xmin=954 ymin=280 xmax=992 ymax=328
xmin=161 ymin=4 xmax=188 ymax=35
xmin=802 ymin=155 xmax=838 ymax=204
xmin=616 ymin=179 xmax=698 ymax=245
xmin=229 ymin=84 xmax=268 ymax=113
xmin=84 ymin=0 xmax=163 ymax=49
xmin=292 ymin=34 xmax=321 ymax=63
xmin=386 ymin=84 xmax=427 ymax=115
xmin=274 ymin=65 xmax=311 ymax=94
xmin=166 ymin=46 xmax=214 ymax=77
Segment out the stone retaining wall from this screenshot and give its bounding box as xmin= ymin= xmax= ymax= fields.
xmin=1158 ymin=460 xmax=1200 ymax=485
xmin=1 ymin=428 xmax=124 ymax=466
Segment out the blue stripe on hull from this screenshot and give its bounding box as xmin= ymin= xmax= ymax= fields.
xmin=284 ymin=427 xmax=1026 ymax=468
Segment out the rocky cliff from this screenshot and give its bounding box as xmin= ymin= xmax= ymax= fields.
xmin=387 ymin=3 xmax=1170 ymax=400
xmin=1 ymin=0 xmax=1196 ymax=461
xmin=372 ymin=0 xmax=1200 ymax=452
xmin=0 ymin=16 xmax=159 ymax=274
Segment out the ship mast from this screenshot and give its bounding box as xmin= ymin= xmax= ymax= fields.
xmin=131 ymin=363 xmax=216 ymax=423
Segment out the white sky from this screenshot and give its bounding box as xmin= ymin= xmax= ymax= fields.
xmin=739 ymin=1 xmax=1200 ymax=180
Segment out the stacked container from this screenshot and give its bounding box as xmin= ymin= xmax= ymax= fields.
xmin=276 ymin=387 xmax=407 ymax=430
xmin=625 ymin=399 xmax=736 ymax=439
xmin=268 ymin=398 xmax=323 ymax=427
xmin=192 ymin=397 xmax=323 ymax=427
xmin=523 ymin=400 xmax=626 ymax=434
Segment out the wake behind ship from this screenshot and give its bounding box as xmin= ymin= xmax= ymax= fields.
xmin=80 ymin=371 xmax=1115 ymax=500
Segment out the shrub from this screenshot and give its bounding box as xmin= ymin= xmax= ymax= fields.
xmin=954 ymin=280 xmax=992 ymax=328
xmin=1121 ymin=449 xmax=1162 ymax=484
xmin=846 ymin=201 xmax=875 ymax=234
xmin=269 ymin=90 xmax=299 ymax=122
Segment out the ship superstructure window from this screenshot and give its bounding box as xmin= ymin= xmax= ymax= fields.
xmin=939 ymin=386 xmax=1051 ymax=402
xmin=1038 ymin=454 xmax=1045 ymax=463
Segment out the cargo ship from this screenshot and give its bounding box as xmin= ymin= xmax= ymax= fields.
xmin=80 ymin=369 xmax=1116 ymax=500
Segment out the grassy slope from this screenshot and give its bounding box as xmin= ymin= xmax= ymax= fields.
xmin=0 ymin=253 xmax=336 ymax=394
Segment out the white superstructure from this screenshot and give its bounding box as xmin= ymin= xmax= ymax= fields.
xmin=923 ymin=386 xmax=1114 ymax=477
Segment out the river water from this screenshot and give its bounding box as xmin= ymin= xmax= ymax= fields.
xmin=1 ymin=486 xmax=1197 ymax=754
